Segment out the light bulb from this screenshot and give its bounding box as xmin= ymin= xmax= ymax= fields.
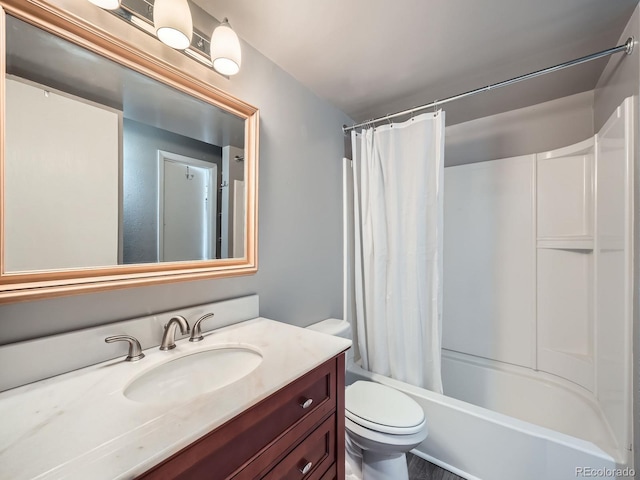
xmin=154 ymin=0 xmax=193 ymax=50
xmin=211 ymin=18 xmax=242 ymax=76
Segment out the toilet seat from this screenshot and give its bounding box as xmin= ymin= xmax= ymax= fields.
xmin=345 ymin=416 xmax=428 ymax=449
xmin=345 ymin=381 xmax=426 ymax=435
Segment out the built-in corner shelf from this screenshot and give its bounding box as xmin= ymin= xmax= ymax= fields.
xmin=536 ymin=136 xmax=596 ymax=393
xmin=536 ymin=137 xmax=594 ymax=161
xmin=537 ymin=236 xmax=593 ymax=251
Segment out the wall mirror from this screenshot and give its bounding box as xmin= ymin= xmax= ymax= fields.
xmin=0 ymin=0 xmax=259 ymax=303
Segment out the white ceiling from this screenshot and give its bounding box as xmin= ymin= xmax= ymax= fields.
xmin=194 ymin=0 xmax=638 ymax=125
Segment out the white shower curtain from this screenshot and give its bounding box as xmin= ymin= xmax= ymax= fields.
xmin=351 ymin=112 xmax=444 ymax=393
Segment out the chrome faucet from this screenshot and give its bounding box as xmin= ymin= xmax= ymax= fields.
xmin=189 ymin=313 xmax=215 ymax=342
xmin=160 ymin=315 xmax=190 ymax=350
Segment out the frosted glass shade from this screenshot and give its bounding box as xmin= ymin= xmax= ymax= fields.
xmin=154 ymin=0 xmax=193 ymax=50
xmin=211 ymin=19 xmax=242 ymax=76
xmin=88 ymin=0 xmax=121 ymax=10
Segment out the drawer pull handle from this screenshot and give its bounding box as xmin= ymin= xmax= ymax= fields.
xmin=299 ymin=461 xmax=313 ymax=475
xmin=300 ymin=398 xmax=313 ymax=409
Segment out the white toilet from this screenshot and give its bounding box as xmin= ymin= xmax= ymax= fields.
xmin=307 ymin=319 xmax=428 ymax=480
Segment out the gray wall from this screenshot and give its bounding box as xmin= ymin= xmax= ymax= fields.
xmin=445 ymin=90 xmax=594 ymax=166
xmin=122 ymin=118 xmax=223 ymax=264
xmin=0 ymin=1 xmax=352 ymax=344
xmin=593 ymin=5 xmax=640 ymax=474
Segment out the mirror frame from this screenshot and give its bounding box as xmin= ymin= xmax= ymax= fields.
xmin=0 ymin=0 xmax=259 ymax=303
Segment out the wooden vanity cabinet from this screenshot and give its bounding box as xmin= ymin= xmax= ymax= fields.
xmin=137 ymin=353 xmax=346 ymax=480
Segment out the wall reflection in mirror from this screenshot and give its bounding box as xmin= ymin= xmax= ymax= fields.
xmin=4 ymin=15 xmax=246 ymax=273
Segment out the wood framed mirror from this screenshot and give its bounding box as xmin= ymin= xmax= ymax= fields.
xmin=0 ymin=0 xmax=259 ymax=303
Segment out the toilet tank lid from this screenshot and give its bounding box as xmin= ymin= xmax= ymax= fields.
xmin=306 ymin=318 xmax=351 ymax=338
xmin=345 ymin=381 xmax=426 ymax=434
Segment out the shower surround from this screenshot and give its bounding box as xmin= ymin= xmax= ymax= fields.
xmin=441 ymin=98 xmax=633 ymax=469
xmin=344 ymin=97 xmax=634 ymax=479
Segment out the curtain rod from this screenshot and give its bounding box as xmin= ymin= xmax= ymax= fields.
xmin=343 ymin=37 xmax=635 ymax=134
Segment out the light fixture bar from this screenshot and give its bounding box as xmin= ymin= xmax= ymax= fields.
xmin=110 ymin=0 xmax=219 ymax=72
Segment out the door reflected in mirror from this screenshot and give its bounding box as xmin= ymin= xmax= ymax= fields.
xmin=4 ymin=15 xmax=246 ymax=273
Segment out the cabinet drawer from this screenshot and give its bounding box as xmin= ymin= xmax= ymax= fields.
xmin=267 ymin=362 xmax=333 ymax=438
xmin=137 ymin=358 xmax=338 ymax=480
xmin=263 ymin=414 xmax=336 ymax=480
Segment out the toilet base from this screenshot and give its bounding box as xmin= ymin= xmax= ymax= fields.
xmin=345 ymin=433 xmax=410 ymax=480
xmin=345 ymin=433 xmax=363 ymax=479
xmin=362 ymin=450 xmax=409 ymax=480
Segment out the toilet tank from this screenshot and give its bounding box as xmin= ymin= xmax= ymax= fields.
xmin=306 ymin=318 xmax=354 ymax=366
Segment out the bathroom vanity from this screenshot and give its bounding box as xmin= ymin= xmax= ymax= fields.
xmin=139 ymin=354 xmax=344 ymax=479
xmin=0 ymin=317 xmax=350 ymax=479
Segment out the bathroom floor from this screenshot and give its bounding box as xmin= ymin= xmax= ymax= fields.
xmin=407 ymin=453 xmax=465 ymax=480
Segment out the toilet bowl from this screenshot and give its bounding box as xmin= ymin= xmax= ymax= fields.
xmin=306 ymin=319 xmax=429 ymax=480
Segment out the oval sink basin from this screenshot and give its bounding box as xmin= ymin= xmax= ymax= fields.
xmin=124 ymin=347 xmax=262 ymax=404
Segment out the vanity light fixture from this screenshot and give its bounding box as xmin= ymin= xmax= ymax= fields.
xmin=153 ymin=0 xmax=193 ymax=50
xmin=87 ymin=0 xmax=121 ymax=10
xmin=84 ymin=0 xmax=242 ymax=75
xmin=210 ymin=18 xmax=242 ymax=76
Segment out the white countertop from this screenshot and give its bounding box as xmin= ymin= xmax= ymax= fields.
xmin=0 ymin=318 xmax=351 ymax=480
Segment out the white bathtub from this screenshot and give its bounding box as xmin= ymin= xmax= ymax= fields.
xmin=346 ymin=351 xmax=629 ymax=480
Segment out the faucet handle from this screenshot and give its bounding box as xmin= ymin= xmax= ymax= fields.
xmin=189 ymin=313 xmax=215 ymax=342
xmin=105 ymin=335 xmax=145 ymax=362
